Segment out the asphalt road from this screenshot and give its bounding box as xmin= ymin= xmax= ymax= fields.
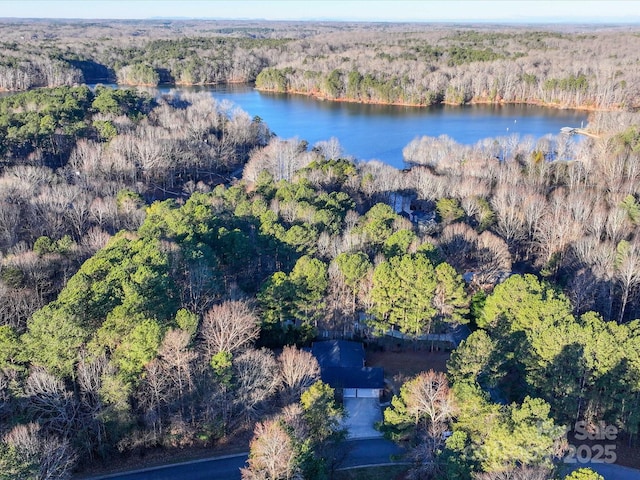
xmin=87 ymin=438 xmax=405 ymax=480
xmin=563 ymin=462 xmax=640 ymax=480
xmin=85 ymin=441 xmax=640 ymax=480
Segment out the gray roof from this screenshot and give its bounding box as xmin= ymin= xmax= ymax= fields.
xmin=312 ymin=340 xmax=365 ymax=368
xmin=312 ymin=340 xmax=384 ymax=390
xmin=321 ymin=366 xmax=385 ymax=389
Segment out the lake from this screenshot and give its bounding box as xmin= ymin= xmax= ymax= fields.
xmin=163 ymin=84 xmax=588 ymax=169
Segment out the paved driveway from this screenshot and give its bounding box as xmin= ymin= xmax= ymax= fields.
xmin=343 ymin=397 xmax=383 ymax=439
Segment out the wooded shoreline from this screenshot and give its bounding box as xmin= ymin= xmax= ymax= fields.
xmin=253 ymin=84 xmax=620 ymax=112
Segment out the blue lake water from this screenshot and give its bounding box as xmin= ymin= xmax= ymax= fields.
xmin=162 ymin=84 xmax=588 ymax=169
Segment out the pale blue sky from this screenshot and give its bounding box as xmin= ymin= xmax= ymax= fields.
xmin=0 ymin=0 xmax=638 ymax=23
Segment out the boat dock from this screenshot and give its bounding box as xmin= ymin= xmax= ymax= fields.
xmin=561 ymin=127 xmax=600 ymax=138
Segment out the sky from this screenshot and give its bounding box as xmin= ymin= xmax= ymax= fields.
xmin=0 ymin=0 xmax=639 ymax=23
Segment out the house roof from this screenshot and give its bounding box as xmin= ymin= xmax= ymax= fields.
xmin=311 ymin=340 xmax=365 ymax=368
xmin=321 ymin=366 xmax=385 ymax=390
xmin=311 ymin=340 xmax=385 ymax=390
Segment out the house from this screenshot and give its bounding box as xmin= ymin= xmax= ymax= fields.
xmin=311 ymin=340 xmax=385 ymax=398
xmin=384 ymin=193 xmax=437 ymax=232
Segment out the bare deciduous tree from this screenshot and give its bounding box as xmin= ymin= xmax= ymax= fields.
xmin=278 ymin=345 xmax=320 ymax=404
xmin=241 ymin=419 xmax=299 ymax=480
xmin=404 ymin=370 xmax=455 ymax=431
xmin=158 ymin=328 xmax=198 ymax=416
xmin=201 ymin=300 xmax=260 ymax=358
xmin=137 ymin=358 xmax=169 ymax=440
xmin=491 ymin=185 xmax=526 ymax=247
xmin=439 ymin=223 xmax=477 ymax=271
xmin=475 ymin=231 xmax=512 ymax=286
xmin=24 ymin=367 xmax=78 ymax=438
xmin=233 ymin=348 xmax=281 ymax=421
xmin=0 ymin=281 xmax=42 ymax=331
xmin=69 ymin=140 xmax=104 ymax=176
xmin=473 ymin=467 xmax=553 ymax=480
xmin=534 ymin=189 xmax=581 ymax=269
xmin=3 ymin=422 xmax=77 ymax=480
xmin=0 ymin=201 xmax=22 ymax=250
xmin=392 ymin=370 xmax=456 ymax=480
xmin=243 ymin=137 xmax=312 ymax=183
xmin=313 ymin=137 xmax=344 ymax=160
xmin=76 ymin=354 xmax=108 ymax=455
xmin=615 ymin=240 xmax=640 ymax=322
xmin=80 ymin=227 xmax=112 ymax=255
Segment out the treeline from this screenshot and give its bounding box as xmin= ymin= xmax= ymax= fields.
xmin=108 ymin=36 xmax=288 ymax=86
xmin=0 ymin=54 xmax=82 ymax=91
xmin=0 ymin=21 xmax=638 ymax=111
xmin=254 ymin=28 xmax=636 ymax=109
xmin=0 ymin=21 xmax=293 ymax=89
xmin=255 ymin=64 xmax=619 ymax=108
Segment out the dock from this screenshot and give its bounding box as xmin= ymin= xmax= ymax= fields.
xmin=561 ymin=127 xmax=600 ymax=138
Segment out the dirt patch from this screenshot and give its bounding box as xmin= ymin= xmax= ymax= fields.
xmin=616 ymin=442 xmax=640 ymax=469
xmin=366 ymin=348 xmax=450 ymax=394
xmin=613 ymin=440 xmax=640 ymax=469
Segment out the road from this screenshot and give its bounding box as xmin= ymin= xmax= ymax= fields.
xmin=84 ymin=441 xmax=640 ymax=480
xmin=85 ymin=438 xmax=405 ymax=480
xmin=563 ymin=462 xmax=640 ymax=480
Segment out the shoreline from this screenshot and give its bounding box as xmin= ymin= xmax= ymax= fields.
xmin=254 ymin=86 xmax=621 ymax=113
xmin=0 ymin=82 xmax=625 ymax=114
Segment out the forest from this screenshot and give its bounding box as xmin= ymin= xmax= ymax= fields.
xmin=0 ymin=19 xmax=639 ymax=480
xmin=0 ymin=19 xmax=639 ymax=110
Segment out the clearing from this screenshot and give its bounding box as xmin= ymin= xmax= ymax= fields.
xmin=365 ymin=345 xmax=450 ymax=394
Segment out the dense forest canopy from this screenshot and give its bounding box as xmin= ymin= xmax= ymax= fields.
xmin=0 ymin=19 xmax=639 ymax=480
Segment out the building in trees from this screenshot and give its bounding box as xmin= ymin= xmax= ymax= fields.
xmin=311 ymin=340 xmax=384 ymax=399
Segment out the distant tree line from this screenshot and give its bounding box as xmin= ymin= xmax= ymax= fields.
xmin=253 ymin=28 xmax=635 ymax=109
xmin=0 ymin=21 xmax=637 ymax=110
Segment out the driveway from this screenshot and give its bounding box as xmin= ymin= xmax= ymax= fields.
xmin=343 ymin=397 xmax=383 ymax=439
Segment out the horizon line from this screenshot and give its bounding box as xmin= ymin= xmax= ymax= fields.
xmin=1 ymin=16 xmax=640 ymax=25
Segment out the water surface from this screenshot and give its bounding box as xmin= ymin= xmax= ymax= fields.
xmin=156 ymin=84 xmax=588 ymax=168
